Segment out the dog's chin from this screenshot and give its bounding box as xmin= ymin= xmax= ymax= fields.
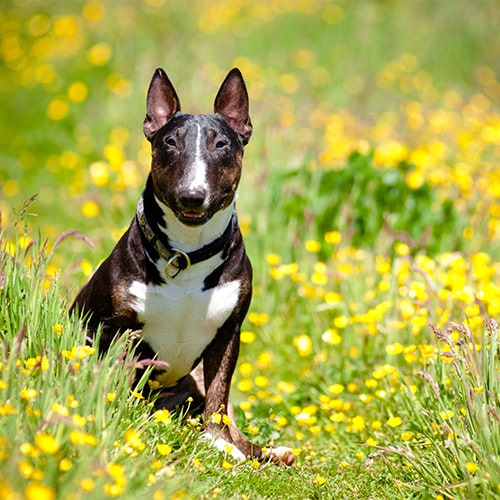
xmin=177 ymin=210 xmax=211 ymax=226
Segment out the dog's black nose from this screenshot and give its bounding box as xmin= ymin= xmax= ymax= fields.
xmin=178 ymin=189 xmax=207 ymax=210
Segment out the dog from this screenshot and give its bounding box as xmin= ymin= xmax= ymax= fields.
xmin=71 ymin=68 xmax=294 ymax=465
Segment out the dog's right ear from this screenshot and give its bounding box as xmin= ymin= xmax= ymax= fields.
xmin=143 ymin=68 xmax=181 ymax=141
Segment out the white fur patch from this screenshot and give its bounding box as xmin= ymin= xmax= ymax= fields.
xmin=202 ymin=432 xmax=247 ymax=461
xmin=182 ymin=123 xmax=209 ymax=202
xmin=129 ymin=278 xmax=240 ymax=387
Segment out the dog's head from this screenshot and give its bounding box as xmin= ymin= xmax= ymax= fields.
xmin=143 ymin=68 xmax=252 ymax=227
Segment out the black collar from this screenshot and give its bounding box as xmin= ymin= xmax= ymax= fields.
xmin=135 ymin=197 xmax=234 ymax=279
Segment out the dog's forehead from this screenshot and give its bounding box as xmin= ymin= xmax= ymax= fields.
xmin=163 ymin=113 xmax=236 ymax=138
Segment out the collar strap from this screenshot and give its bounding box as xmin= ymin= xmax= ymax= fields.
xmin=136 ymin=197 xmax=234 ymax=279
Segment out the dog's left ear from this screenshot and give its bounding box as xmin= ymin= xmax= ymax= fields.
xmin=144 ymin=68 xmax=181 ymax=141
xmin=214 ymin=68 xmax=252 ymax=145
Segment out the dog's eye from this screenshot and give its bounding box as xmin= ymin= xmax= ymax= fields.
xmin=165 ymin=137 xmax=177 ymax=148
xmin=215 ymin=140 xmax=227 ymax=149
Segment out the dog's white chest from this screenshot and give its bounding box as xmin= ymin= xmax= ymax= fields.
xmin=129 ymin=278 xmax=240 ymax=387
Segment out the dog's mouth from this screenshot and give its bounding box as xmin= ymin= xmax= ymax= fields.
xmin=178 ymin=210 xmax=210 ymax=226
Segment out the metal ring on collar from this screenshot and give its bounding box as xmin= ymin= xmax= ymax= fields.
xmin=165 ymin=249 xmax=191 ymax=279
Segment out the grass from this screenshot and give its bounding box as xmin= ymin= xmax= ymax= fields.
xmin=2 ymin=1 xmax=500 ymax=498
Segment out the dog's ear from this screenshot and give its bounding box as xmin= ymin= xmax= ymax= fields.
xmin=143 ymin=68 xmax=181 ymax=141
xmin=214 ymin=68 xmax=252 ymax=145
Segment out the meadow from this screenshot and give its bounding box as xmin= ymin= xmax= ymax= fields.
xmin=1 ymin=1 xmax=500 ymax=498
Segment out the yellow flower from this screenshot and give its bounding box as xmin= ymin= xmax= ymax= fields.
xmin=386 ymin=416 xmax=403 ymax=428
xmin=325 ymin=230 xmax=342 ymax=245
xmin=89 ymin=161 xmax=110 ymax=186
xmin=24 ymin=356 xmax=49 ymax=371
xmin=266 ymin=253 xmax=282 ymax=266
xmin=104 ymin=144 xmax=125 ymax=168
xmin=221 ymin=460 xmax=233 ymax=470
xmin=254 ymin=376 xmax=269 ymax=388
xmin=293 ymin=334 xmax=313 ymax=356
xmin=247 ymin=425 xmax=259 ymax=435
xmin=394 ymin=242 xmax=410 ymax=256
xmin=248 ymin=312 xmax=270 ymax=326
xmin=211 ymin=413 xmax=222 ymax=425
xmin=66 ymin=394 xmax=80 ymax=409
xmin=277 ymin=381 xmax=296 ymax=394
xmin=83 ymin=1 xmax=105 ymax=23
xmin=386 ymin=343 xmax=404 ymax=355
xmin=81 ymin=201 xmax=100 ymax=218
xmin=21 ymin=388 xmax=38 ymax=401
xmin=87 ymin=42 xmax=112 ymax=66
xmin=157 ymin=444 xmax=173 ymax=456
xmin=333 ymin=315 xmax=348 ymax=329
xmin=25 ymin=482 xmax=55 ymax=500
xmin=465 ymin=461 xmax=479 ymax=474
xmin=125 ymin=429 xmax=145 ymax=451
xmin=373 ymin=140 xmax=409 ymax=168
xmin=406 ymin=169 xmax=425 ymax=189
xmin=350 ymin=415 xmax=365 ymax=432
xmin=67 ymin=82 xmax=88 ymax=103
xmin=80 ymin=478 xmax=96 ymax=491
xmin=104 ymin=482 xmax=125 ymax=497
xmin=106 ymin=462 xmax=126 ymax=482
xmin=20 ymin=442 xmax=39 ymax=458
xmin=34 ymin=433 xmax=60 ymax=455
xmin=55 ymin=458 xmax=70 ymax=473
xmin=305 ymin=239 xmax=321 ymax=253
xmin=321 ymin=328 xmax=342 ymax=345
xmin=314 ymin=475 xmax=326 ymax=486
xmin=257 ymin=351 xmax=273 ymax=368
xmin=81 ymin=259 xmax=93 ymax=277
xmin=239 ymin=362 xmax=253 ymax=377
xmin=0 ymin=402 xmax=16 ymax=415
xmin=237 ymin=379 xmax=253 ymax=392
xmin=72 ymin=414 xmax=87 ymax=427
xmin=69 ymin=430 xmax=98 ymax=447
xmin=328 ymin=383 xmax=344 ymax=395
xmin=440 ymin=410 xmax=454 ymax=420
xmin=52 ymin=324 xmax=64 ymax=335
xmin=47 ymin=98 xmax=69 ymax=121
xmin=51 ymin=403 xmax=69 ymax=417
xmin=154 ymin=409 xmax=172 ymax=424
xmin=19 ymin=460 xmax=34 ymax=478
xmin=240 ymin=330 xmax=256 ymax=344
xmin=347 ymin=382 xmax=358 ymax=393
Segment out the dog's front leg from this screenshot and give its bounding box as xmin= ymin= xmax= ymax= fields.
xmin=202 ymin=327 xmax=295 ymax=465
xmin=202 ymin=324 xmax=258 ymax=460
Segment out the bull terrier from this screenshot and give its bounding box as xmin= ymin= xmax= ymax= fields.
xmin=71 ymin=67 xmax=294 ymax=465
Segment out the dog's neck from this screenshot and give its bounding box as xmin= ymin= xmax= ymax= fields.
xmin=155 ymin=195 xmax=235 ymax=252
xmin=138 ymin=183 xmax=235 ymax=255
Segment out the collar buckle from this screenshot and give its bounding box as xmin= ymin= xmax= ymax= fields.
xmin=165 ymin=249 xmax=191 ymax=279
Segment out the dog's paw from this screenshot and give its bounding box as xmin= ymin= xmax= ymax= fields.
xmin=267 ymin=446 xmax=295 ymax=466
xmin=202 ymin=432 xmax=247 ymax=461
